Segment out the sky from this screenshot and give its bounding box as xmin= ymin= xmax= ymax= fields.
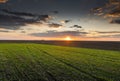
xmin=0 ymin=0 xmax=120 ymax=41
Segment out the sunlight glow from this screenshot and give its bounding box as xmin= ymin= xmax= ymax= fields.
xmin=64 ymin=36 xmax=72 ymax=41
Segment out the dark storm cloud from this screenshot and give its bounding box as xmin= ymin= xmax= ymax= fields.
xmin=48 ymin=23 xmax=62 ymax=28
xmin=1 ymin=8 xmax=52 ymax=21
xmin=0 ymin=0 xmax=107 ymax=30
xmin=0 ymin=0 xmax=54 ymax=30
xmin=30 ymin=31 xmax=88 ymax=37
xmin=1 ymin=9 xmax=37 ymax=17
xmin=0 ymin=8 xmax=53 ymax=30
xmin=0 ymin=14 xmax=26 ymax=30
xmin=71 ymin=25 xmax=82 ymax=28
xmin=0 ymin=14 xmax=52 ymax=30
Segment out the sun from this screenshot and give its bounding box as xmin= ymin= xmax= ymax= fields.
xmin=64 ymin=36 xmax=72 ymax=41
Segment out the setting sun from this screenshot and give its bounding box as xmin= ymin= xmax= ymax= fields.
xmin=64 ymin=36 xmax=72 ymax=41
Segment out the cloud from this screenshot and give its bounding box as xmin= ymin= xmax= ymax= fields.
xmin=92 ymin=0 xmax=120 ymax=24
xmin=40 ymin=15 xmax=53 ymax=22
xmin=1 ymin=9 xmax=37 ymax=17
xmin=48 ymin=23 xmax=62 ymax=28
xmin=0 ymin=0 xmax=8 ymax=3
xmin=92 ymin=34 xmax=120 ymax=38
xmin=0 ymin=14 xmax=26 ymax=30
xmin=106 ymin=10 xmax=120 ymax=18
xmin=1 ymin=8 xmax=53 ymax=21
xmin=110 ymin=34 xmax=120 ymax=38
xmin=60 ymin=20 xmax=70 ymax=24
xmin=110 ymin=18 xmax=120 ymax=24
xmin=0 ymin=30 xmax=9 ymax=32
xmin=20 ymin=31 xmax=26 ymax=33
xmin=51 ymin=11 xmax=59 ymax=14
xmin=30 ymin=30 xmax=88 ymax=37
xmin=96 ymin=31 xmax=120 ymax=34
xmin=0 ymin=8 xmax=53 ymax=30
xmin=86 ymin=31 xmax=120 ymax=38
xmin=71 ymin=25 xmax=82 ymax=28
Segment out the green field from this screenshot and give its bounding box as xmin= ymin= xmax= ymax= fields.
xmin=0 ymin=43 xmax=120 ymax=81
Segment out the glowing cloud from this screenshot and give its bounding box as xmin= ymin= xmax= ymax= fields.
xmin=0 ymin=0 xmax=8 ymax=3
xmin=92 ymin=0 xmax=120 ymax=24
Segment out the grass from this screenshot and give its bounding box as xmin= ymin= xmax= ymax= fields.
xmin=0 ymin=43 xmax=120 ymax=81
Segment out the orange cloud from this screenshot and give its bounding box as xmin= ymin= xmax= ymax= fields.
xmin=92 ymin=0 xmax=120 ymax=24
xmin=0 ymin=0 xmax=8 ymax=3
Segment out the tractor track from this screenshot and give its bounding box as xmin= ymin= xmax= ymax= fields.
xmin=33 ymin=46 xmax=107 ymax=81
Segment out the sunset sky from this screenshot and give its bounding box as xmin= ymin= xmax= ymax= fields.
xmin=0 ymin=0 xmax=120 ymax=41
